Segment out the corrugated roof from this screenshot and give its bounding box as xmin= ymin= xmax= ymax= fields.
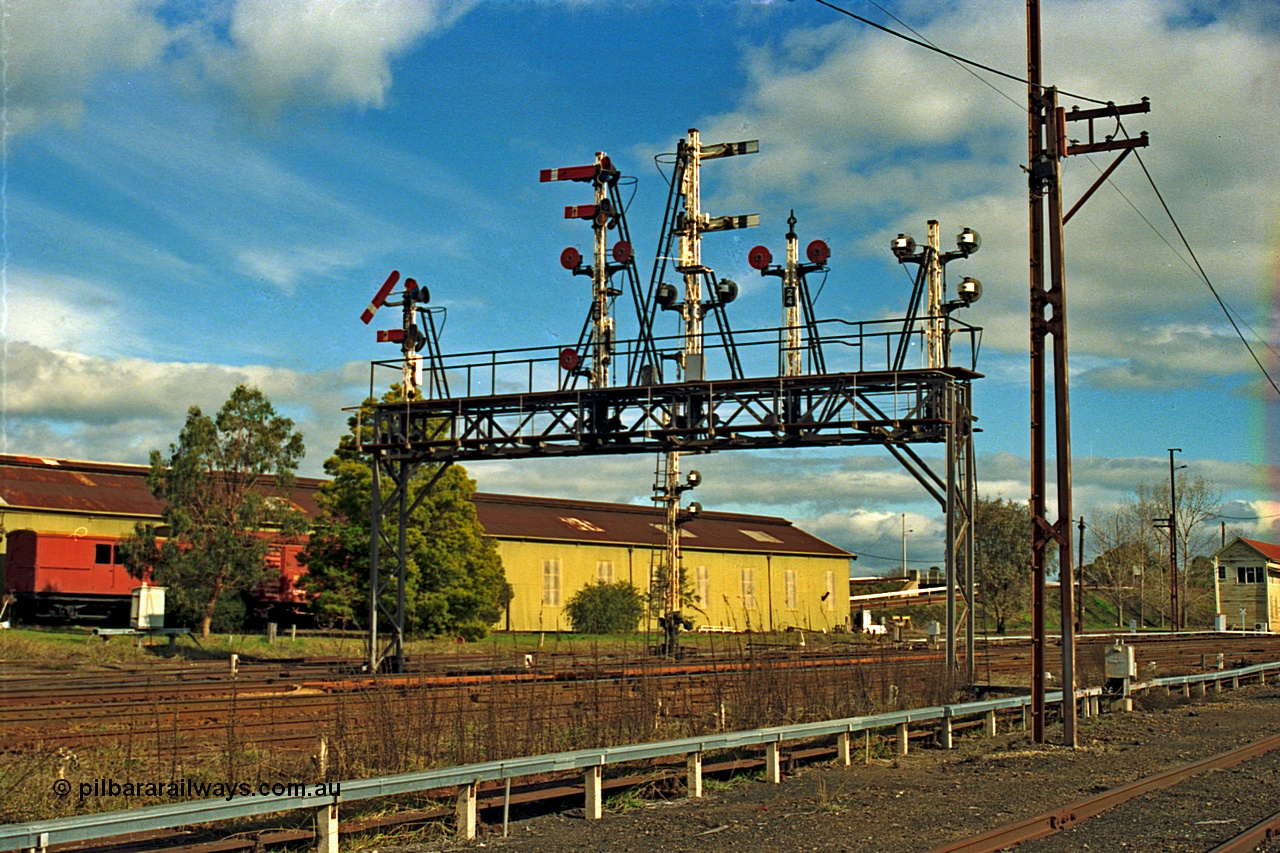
xmin=1238 ymin=537 xmax=1280 ymax=562
xmin=472 ymin=493 xmax=850 ymax=558
xmin=0 ymin=454 xmax=323 ymax=519
xmin=0 ymin=456 xmax=851 ymax=559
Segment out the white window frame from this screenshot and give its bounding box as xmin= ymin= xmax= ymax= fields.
xmin=695 ymin=565 xmax=710 ymax=605
xmin=741 ymin=568 xmax=756 ymax=610
xmin=825 ymin=570 xmax=836 ymax=612
xmin=784 ymin=569 xmax=797 ymax=611
xmin=542 ymin=559 xmax=561 ymax=606
xmin=596 ymin=560 xmax=614 ymax=584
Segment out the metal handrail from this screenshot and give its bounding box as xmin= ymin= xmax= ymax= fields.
xmin=6 ymin=659 xmax=1275 ymax=851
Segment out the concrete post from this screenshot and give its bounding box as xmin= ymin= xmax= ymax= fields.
xmin=686 ymin=752 xmax=703 ymax=799
xmin=584 ymin=765 xmax=603 ymax=820
xmin=1214 ymin=679 xmax=1223 ymax=694
xmin=1021 ymin=703 xmax=1028 ymax=731
xmin=456 ymin=783 xmax=477 ymax=840
xmin=1182 ymin=682 xmax=1191 ymax=698
xmin=316 ymin=803 xmax=339 ymax=853
xmin=1197 ymin=680 xmax=1207 ymax=697
xmin=1231 ymin=675 xmax=1240 ymax=690
xmin=1259 ymin=670 xmax=1267 ymax=686
xmin=940 ymin=713 xmax=953 ymax=749
xmin=985 ymin=709 xmax=997 ymax=736
xmin=765 ymin=742 xmax=782 ymax=784
xmin=897 ymin=722 xmax=909 ymax=756
xmin=837 ymin=732 xmax=852 ymax=766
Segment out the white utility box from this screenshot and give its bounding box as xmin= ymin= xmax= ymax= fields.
xmin=131 ymin=585 xmax=167 ymax=630
xmin=1105 ymin=642 xmax=1137 ymax=680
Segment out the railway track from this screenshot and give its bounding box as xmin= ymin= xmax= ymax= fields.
xmin=926 ymin=732 xmax=1280 ymax=852
xmin=4 ymin=634 xmax=1278 ymax=766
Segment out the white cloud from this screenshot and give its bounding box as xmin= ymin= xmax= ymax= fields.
xmin=6 ymin=0 xmax=477 ymax=134
xmin=692 ymin=0 xmax=1280 ymax=391
xmin=0 ymin=341 xmax=367 ymax=475
xmin=5 ymin=0 xmax=172 ymax=132
xmin=199 ymin=0 xmax=477 ymax=116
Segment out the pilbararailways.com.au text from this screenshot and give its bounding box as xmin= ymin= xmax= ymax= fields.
xmin=55 ymin=778 xmax=340 ymax=802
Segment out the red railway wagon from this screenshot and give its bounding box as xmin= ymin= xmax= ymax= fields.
xmin=4 ymin=529 xmax=311 ymax=626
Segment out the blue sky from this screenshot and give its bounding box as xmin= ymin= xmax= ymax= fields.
xmin=5 ymin=0 xmax=1278 ymax=572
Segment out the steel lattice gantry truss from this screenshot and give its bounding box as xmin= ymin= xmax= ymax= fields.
xmin=364 ymin=366 xmax=978 ymax=675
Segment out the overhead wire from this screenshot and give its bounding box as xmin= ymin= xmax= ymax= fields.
xmin=810 ymin=0 xmax=1111 ymax=106
xmin=819 ymin=0 xmax=1278 ymax=395
xmin=1115 ymin=122 xmax=1280 ymax=397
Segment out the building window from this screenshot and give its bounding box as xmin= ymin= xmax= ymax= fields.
xmin=784 ymin=569 xmax=797 ymax=610
xmin=825 ymin=571 xmax=836 ymax=612
xmin=596 ymin=560 xmax=614 ymax=584
xmin=94 ymin=544 xmax=122 ymax=565
xmin=1238 ymin=566 xmax=1263 ymax=584
xmin=739 ymin=529 xmax=782 ymax=543
xmin=740 ymin=568 xmax=755 ymax=610
xmin=649 ymin=523 xmax=696 ymax=538
xmin=542 ymin=559 xmax=561 ymax=606
xmin=696 ymin=566 xmax=710 ymax=605
xmin=1218 ymin=566 xmax=1226 ymax=581
xmin=558 ymin=516 xmax=605 ymax=533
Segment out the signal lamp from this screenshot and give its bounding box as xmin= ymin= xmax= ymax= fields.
xmin=687 ymin=501 xmax=702 ymax=518
xmin=956 ymin=228 xmax=981 ymax=256
xmin=957 ymin=277 xmax=982 ymax=304
xmin=891 ymin=233 xmax=916 ymax=260
xmin=716 ymin=279 xmax=739 ymax=305
xmin=612 ymin=241 xmax=633 ymax=264
xmin=558 ymin=348 xmax=581 ymax=371
xmin=686 ymin=470 xmax=702 ymax=488
xmin=655 ymin=283 xmax=679 ymax=310
xmin=806 ymin=239 xmax=830 ymax=265
xmin=747 ymin=245 xmax=772 ymax=270
xmin=560 ymin=247 xmax=582 ymax=270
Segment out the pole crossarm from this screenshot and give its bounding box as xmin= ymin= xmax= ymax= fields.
xmin=362 ymin=369 xmax=976 ymax=461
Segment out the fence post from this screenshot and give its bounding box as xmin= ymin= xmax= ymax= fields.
xmin=456 ymin=782 xmax=477 ymax=840
xmin=687 ymin=752 xmax=703 ymax=799
xmin=316 ymin=803 xmax=339 ymax=853
xmin=765 ymin=742 xmax=782 ymax=784
xmin=985 ymin=709 xmax=997 ymax=737
xmin=939 ymin=711 xmax=953 ymax=750
xmin=315 ymin=735 xmax=336 ymax=853
xmin=837 ymin=731 xmax=852 ymax=766
xmin=584 ymin=765 xmax=603 ymax=820
xmin=1182 ymin=682 xmax=1191 ymax=698
xmin=897 ymin=722 xmax=909 ymax=756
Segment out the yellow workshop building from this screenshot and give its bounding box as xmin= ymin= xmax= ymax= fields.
xmin=472 ymin=493 xmax=852 ymax=633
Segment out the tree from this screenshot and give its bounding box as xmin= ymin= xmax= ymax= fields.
xmin=299 ymin=392 xmax=508 ymax=639
xmin=564 ymin=581 xmax=645 ymax=634
xmin=1092 ymin=474 xmax=1222 ymax=628
xmin=122 ymin=385 xmax=306 ymax=637
xmin=974 ymin=496 xmax=1034 ymax=634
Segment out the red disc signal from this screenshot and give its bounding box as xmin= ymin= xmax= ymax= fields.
xmin=612 ymin=241 xmax=633 ymax=264
xmin=560 ymin=247 xmax=582 ymax=270
xmin=559 ymin=348 xmax=581 ymax=372
xmin=806 ymin=240 xmax=830 ymax=265
xmin=747 ymin=245 xmax=772 ymax=270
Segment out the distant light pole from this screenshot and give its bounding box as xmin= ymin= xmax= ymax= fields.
xmin=901 ymin=514 xmax=914 ymax=579
xmin=1168 ymin=449 xmax=1186 ymax=630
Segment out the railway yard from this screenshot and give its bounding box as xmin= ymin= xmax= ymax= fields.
xmin=3 ymin=631 xmax=1280 ymax=852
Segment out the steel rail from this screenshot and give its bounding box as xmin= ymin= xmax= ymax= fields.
xmin=922 ymin=731 xmax=1280 ymax=853
xmin=1205 ymin=806 xmax=1280 ymax=853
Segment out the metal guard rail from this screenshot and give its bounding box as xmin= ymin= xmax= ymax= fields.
xmin=5 ymin=659 xmax=1277 ymax=852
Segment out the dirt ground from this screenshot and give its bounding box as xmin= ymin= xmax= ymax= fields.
xmin=400 ymin=684 xmax=1280 ymax=853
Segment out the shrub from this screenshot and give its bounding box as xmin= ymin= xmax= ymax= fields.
xmin=564 ymin=581 xmax=645 ymax=634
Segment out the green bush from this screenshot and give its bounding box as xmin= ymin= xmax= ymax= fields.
xmin=564 ymin=581 xmax=645 ymax=634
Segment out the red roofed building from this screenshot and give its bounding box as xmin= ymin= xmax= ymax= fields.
xmin=1 ymin=455 xmax=852 ymax=633
xmin=472 ymin=493 xmax=852 ymax=633
xmin=1213 ymin=537 xmax=1280 ymax=630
